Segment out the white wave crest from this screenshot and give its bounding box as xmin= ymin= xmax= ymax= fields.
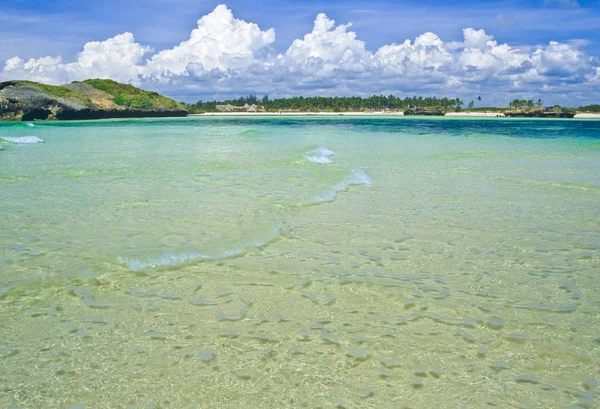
xmin=118 ymin=226 xmax=283 ymax=271
xmin=304 ymin=147 xmax=336 ymax=164
xmin=1 ymin=136 xmax=44 ymax=144
xmin=310 ymin=169 xmax=373 ymax=204
xmin=117 ymin=252 xmax=212 ymax=271
xmin=26 ymin=123 xmax=35 ymax=127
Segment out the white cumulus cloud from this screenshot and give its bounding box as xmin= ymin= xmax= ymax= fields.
xmin=531 ymin=41 xmax=592 ymax=78
xmin=281 ymin=13 xmax=373 ymax=74
xmin=375 ymin=32 xmax=453 ymax=74
xmin=145 ymin=4 xmax=275 ymax=79
xmin=2 ymin=32 xmax=150 ymax=84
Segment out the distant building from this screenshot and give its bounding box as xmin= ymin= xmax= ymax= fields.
xmin=216 ymin=104 xmax=235 ymax=112
xmin=215 ymin=103 xmax=264 ymax=113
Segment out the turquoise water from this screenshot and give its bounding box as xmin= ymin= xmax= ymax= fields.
xmin=1 ymin=117 xmax=599 ymax=408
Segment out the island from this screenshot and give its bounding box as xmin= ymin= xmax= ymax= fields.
xmin=0 ymin=79 xmax=187 ymax=121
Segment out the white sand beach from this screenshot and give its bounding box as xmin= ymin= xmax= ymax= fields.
xmin=192 ymin=111 xmax=405 ymax=117
xmin=574 ymin=113 xmax=600 ymax=119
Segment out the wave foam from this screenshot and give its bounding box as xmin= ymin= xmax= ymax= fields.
xmin=309 ymin=169 xmax=373 ymax=204
xmin=118 ymin=226 xmax=283 ymax=271
xmin=304 ymin=147 xmax=336 ymax=164
xmin=117 ymin=252 xmax=211 ymax=271
xmin=1 ymin=136 xmax=44 ymax=144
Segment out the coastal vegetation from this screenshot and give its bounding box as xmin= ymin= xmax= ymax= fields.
xmin=0 ymin=80 xmax=94 ymax=106
xmin=187 ymin=95 xmax=591 ymax=117
xmin=508 ymin=99 xmax=544 ymax=109
xmin=188 ymin=95 xmax=466 ymax=113
xmin=0 ymin=79 xmax=187 ymax=121
xmin=579 ymin=104 xmax=600 ymax=113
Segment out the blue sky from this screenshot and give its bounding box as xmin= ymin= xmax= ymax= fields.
xmin=1 ymin=0 xmax=599 ymax=105
xmin=3 ymin=0 xmax=599 ymax=60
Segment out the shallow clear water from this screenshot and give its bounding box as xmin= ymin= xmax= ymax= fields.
xmin=1 ymin=117 xmax=599 ymax=408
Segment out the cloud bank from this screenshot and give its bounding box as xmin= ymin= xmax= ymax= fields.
xmin=2 ymin=4 xmax=599 ymax=104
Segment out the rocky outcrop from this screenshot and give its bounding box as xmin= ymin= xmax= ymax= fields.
xmin=52 ymin=108 xmax=189 ymax=120
xmin=504 ymin=109 xmax=574 ymax=118
xmin=404 ymin=108 xmax=445 ymax=116
xmin=445 ymin=112 xmax=505 ymax=117
xmin=0 ymin=80 xmax=188 ymax=121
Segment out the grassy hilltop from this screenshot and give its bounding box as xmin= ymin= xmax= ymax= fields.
xmin=0 ymin=79 xmax=187 ymax=121
xmin=78 ymin=79 xmax=182 ymax=110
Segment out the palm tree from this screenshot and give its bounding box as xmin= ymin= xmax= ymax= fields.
xmin=536 ymin=99 xmax=543 ymax=108
xmin=510 ymin=99 xmax=521 ymax=110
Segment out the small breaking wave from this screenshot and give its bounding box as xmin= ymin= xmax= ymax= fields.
xmin=117 ymin=225 xmax=283 ymax=271
xmin=0 ymin=136 xmax=44 ymax=144
xmin=307 ymin=169 xmax=373 ymax=205
xmin=304 ymin=147 xmax=336 ymax=164
xmin=117 ymin=252 xmax=212 ymax=271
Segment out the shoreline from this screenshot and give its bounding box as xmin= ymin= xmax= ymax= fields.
xmin=190 ymin=112 xmax=600 ymax=119
xmin=192 ymin=111 xmax=406 ymax=117
xmin=1 ymin=113 xmax=598 ymax=124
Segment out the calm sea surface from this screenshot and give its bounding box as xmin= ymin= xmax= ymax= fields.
xmin=1 ymin=117 xmax=599 ymax=408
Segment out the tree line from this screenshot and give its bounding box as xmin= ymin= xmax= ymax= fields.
xmin=187 ymin=95 xmax=467 ymax=113
xmin=579 ymin=104 xmax=600 ymax=113
xmin=185 ymin=94 xmax=598 ymax=113
xmin=508 ymin=99 xmax=544 ymax=110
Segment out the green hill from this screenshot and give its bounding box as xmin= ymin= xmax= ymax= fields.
xmin=0 ymin=79 xmax=187 ymax=121
xmin=79 ymin=79 xmax=182 ymax=110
